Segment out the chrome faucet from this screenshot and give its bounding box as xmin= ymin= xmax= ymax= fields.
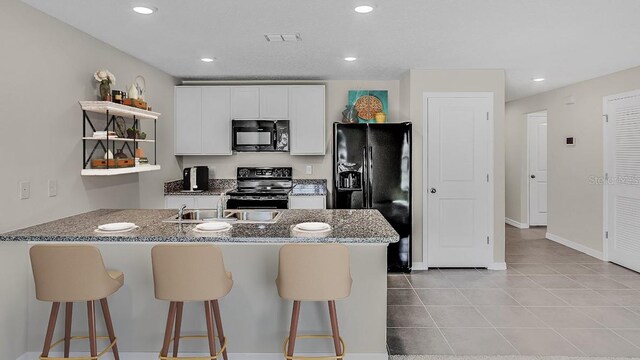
xmin=178 ymin=204 xmax=187 ymax=221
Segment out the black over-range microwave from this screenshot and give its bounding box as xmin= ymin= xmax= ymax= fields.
xmin=232 ymin=119 xmax=289 ymax=152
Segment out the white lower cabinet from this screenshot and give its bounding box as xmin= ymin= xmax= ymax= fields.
xmin=288 ymin=196 xmax=326 ymax=209
xmin=164 ymin=195 xmax=221 ymax=209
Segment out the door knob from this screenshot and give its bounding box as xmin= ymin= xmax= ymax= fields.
xmin=430 ymin=188 xmax=437 ymax=194
xmin=530 ymin=174 xmax=536 ymax=179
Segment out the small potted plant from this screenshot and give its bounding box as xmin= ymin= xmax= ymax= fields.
xmin=94 ymin=69 xmax=116 ymax=101
xmin=126 ymin=127 xmax=139 ymax=139
xmin=139 ymin=131 xmax=147 ymax=140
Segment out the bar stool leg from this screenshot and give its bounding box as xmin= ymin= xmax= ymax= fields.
xmin=100 ymin=298 xmax=120 ymax=360
xmin=204 ymin=301 xmax=217 ymax=357
xmin=160 ymin=302 xmax=177 ymax=358
xmin=41 ymin=302 xmax=60 ymax=357
xmin=173 ymin=302 xmax=184 ymax=357
xmin=286 ymin=301 xmax=301 ymax=358
xmin=64 ymin=302 xmax=73 ymax=358
xmin=328 ymin=301 xmax=342 ymax=356
xmin=211 ymin=300 xmax=228 ymax=360
xmin=87 ymin=301 xmax=98 ymax=358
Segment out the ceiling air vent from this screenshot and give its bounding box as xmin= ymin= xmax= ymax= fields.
xmin=264 ymin=33 xmax=302 ymax=42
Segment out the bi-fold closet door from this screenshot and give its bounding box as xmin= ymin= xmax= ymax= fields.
xmin=604 ymin=91 xmax=640 ymax=272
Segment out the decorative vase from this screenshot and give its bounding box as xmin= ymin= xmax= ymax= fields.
xmin=99 ymin=80 xmax=111 ymax=101
xmin=375 ymin=112 xmax=387 ymax=123
xmin=128 ymin=83 xmax=139 ymax=100
xmin=342 ymin=105 xmax=358 ymax=124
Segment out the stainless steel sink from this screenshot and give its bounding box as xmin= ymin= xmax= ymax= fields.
xmin=223 ymin=210 xmax=282 ymax=222
xmin=164 ymin=209 xmax=281 ymax=224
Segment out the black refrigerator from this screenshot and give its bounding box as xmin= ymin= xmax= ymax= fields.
xmin=333 ymin=122 xmax=412 ymax=272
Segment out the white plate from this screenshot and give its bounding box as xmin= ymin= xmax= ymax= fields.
xmin=195 ymin=222 xmax=232 ymax=232
xmin=294 ymin=222 xmax=331 ymax=232
xmin=98 ymin=222 xmax=136 ymax=231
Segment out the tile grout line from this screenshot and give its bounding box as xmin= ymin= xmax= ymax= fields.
xmin=408 ymin=272 xmax=457 ymax=355
xmin=456 ymin=285 xmax=522 ymax=355
xmin=502 ymin=282 xmax=586 ymax=356
xmin=523 ymin=260 xmax=640 ymax=352
xmin=512 ymin=260 xmax=640 ymax=354
xmin=569 ymin=305 xmax=640 ymax=352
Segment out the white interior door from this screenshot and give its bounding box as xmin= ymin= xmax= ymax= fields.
xmin=426 ymin=95 xmax=491 ymax=267
xmin=605 ymin=91 xmax=640 ymax=272
xmin=528 ymin=112 xmax=548 ymax=226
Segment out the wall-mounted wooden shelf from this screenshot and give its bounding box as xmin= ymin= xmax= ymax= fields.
xmin=81 ymin=165 xmax=161 ymax=176
xmin=79 ymin=101 xmax=160 ymax=120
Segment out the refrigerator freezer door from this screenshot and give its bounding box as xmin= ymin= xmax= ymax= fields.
xmin=334 ymin=123 xmax=367 ymax=209
xmin=368 ymin=123 xmax=412 ymax=272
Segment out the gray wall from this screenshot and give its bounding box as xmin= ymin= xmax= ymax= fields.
xmin=0 ymin=2 xmax=177 ymax=357
xmin=506 ymin=65 xmax=640 ymax=255
xmin=0 ymin=0 xmax=180 ymax=234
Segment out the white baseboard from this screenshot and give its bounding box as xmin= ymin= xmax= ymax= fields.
xmin=487 ymin=262 xmax=507 ymax=270
xmin=412 ymin=262 xmax=428 ymax=270
xmin=545 ymin=232 xmax=604 ymax=260
xmin=505 ymin=217 xmax=529 ymax=229
xmin=18 ymin=352 xmax=388 ymax=360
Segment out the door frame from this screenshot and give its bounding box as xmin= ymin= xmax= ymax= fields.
xmin=602 ymin=89 xmax=640 ymax=262
xmin=526 ymin=111 xmax=548 ymax=226
xmin=422 ymin=92 xmax=495 ymax=269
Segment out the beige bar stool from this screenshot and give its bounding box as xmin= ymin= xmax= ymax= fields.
xmin=276 ymin=244 xmax=352 ymax=360
xmin=30 ymin=245 xmax=123 ymax=360
xmin=151 ymin=244 xmax=233 ymax=360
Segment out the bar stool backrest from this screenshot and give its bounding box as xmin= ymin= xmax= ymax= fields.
xmin=30 ymin=245 xmax=119 ymax=302
xmin=276 ymin=244 xmax=352 ymax=301
xmin=151 ymin=244 xmax=233 ymax=301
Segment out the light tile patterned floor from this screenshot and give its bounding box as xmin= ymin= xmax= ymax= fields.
xmin=387 ymin=225 xmax=640 ymax=356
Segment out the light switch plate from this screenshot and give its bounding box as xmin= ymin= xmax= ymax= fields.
xmin=19 ymin=181 xmax=30 ymax=199
xmin=48 ymin=180 xmax=57 ymax=197
xmin=305 ymin=165 xmax=313 ymax=175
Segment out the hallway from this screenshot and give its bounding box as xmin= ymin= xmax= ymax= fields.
xmin=387 ymin=225 xmax=640 ymax=356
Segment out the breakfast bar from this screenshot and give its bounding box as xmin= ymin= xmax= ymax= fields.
xmin=0 ymin=209 xmax=397 ymax=360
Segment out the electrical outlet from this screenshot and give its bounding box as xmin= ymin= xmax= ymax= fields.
xmin=48 ymin=180 xmax=58 ymax=197
xmin=19 ymin=181 xmax=30 ymax=199
xmin=305 ymin=165 xmax=313 ymax=175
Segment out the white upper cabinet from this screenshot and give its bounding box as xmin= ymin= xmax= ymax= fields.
xmin=175 ymin=87 xmax=202 ymax=154
xmin=289 ymin=85 xmax=326 ymax=155
xmin=231 ymin=87 xmax=260 ymax=119
xmin=176 ymin=85 xmax=325 ymax=156
xmin=259 ymin=86 xmax=289 ymax=119
xmin=175 ymin=86 xmax=231 ymax=155
xmin=202 ymin=87 xmax=232 ymax=155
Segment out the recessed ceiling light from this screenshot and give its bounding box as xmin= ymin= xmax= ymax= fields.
xmin=201 ymin=58 xmax=215 ymax=63
xmin=532 ymin=78 xmax=545 ymax=82
xmin=354 ymin=5 xmax=374 ymax=13
xmin=344 ymin=57 xmax=357 ymax=62
xmin=133 ymin=6 xmax=156 ymax=15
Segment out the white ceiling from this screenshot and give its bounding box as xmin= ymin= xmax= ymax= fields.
xmin=22 ymin=0 xmax=640 ymax=101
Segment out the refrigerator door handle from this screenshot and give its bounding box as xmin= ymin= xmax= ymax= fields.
xmin=362 ymin=146 xmax=369 ymax=208
xmin=368 ymin=146 xmax=374 ymax=208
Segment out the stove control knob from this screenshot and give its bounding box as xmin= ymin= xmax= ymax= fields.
xmin=238 ymin=169 xmax=250 ymax=178
xmin=283 ymin=168 xmax=291 ymax=177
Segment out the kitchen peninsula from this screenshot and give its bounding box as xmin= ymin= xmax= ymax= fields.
xmin=0 ymin=209 xmax=397 ymax=360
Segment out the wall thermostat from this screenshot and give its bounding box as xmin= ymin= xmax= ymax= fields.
xmin=566 ymin=137 xmax=575 ymax=146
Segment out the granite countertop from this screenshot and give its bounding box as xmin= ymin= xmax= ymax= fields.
xmin=164 ymin=179 xmax=235 ymax=196
xmin=290 ymin=184 xmax=327 ymax=196
xmin=0 ymin=209 xmax=398 ymax=244
xmin=164 ymin=179 xmax=327 ymax=197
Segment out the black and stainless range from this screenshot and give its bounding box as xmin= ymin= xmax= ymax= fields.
xmin=226 ymin=167 xmax=292 ymax=209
